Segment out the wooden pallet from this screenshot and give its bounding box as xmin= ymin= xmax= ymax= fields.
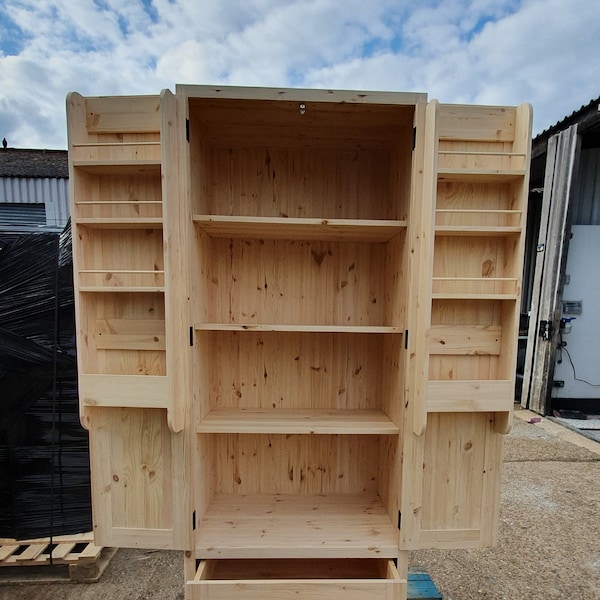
xmin=0 ymin=532 xmax=116 ymax=584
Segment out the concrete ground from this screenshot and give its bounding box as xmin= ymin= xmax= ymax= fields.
xmin=1 ymin=407 xmax=599 ymax=600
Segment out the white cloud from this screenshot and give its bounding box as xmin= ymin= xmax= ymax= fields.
xmin=0 ymin=0 xmax=598 ymax=148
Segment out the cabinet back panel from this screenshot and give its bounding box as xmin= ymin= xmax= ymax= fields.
xmin=436 ymin=181 xmax=520 ymax=214
xmin=429 ymin=300 xmax=505 ymax=381
xmin=74 ymin=172 xmax=162 ymax=219
xmin=81 ymin=292 xmax=166 ymax=374
xmin=208 ymin=239 xmax=388 ymax=326
xmin=79 ymin=228 xmax=164 ymax=271
xmin=200 ymin=331 xmax=394 ymax=411
xmin=205 ymin=146 xmax=397 ymax=220
xmin=433 ymin=236 xmax=517 ymax=279
xmin=429 ymin=354 xmax=499 ymax=381
xmin=211 ymin=434 xmax=382 ymax=495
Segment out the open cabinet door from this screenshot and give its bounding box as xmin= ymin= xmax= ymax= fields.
xmin=67 ymin=89 xmax=192 ymax=550
xmin=89 ymin=408 xmax=191 ymax=549
xmin=521 ymin=125 xmax=579 ymax=414
xmin=402 ymin=100 xmax=532 ymax=550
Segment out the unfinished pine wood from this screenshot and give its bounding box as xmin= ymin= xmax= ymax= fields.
xmin=77 ymin=226 xmax=165 ymax=290
xmin=85 ymin=95 xmax=161 ymax=133
xmin=197 ymin=408 xmax=400 ymax=434
xmin=427 ymin=380 xmax=514 ymax=412
xmin=194 ymin=323 xmax=403 ymax=333
xmin=71 ymin=140 xmax=161 ymax=163
xmin=77 ymin=218 xmax=163 ymax=229
xmin=80 ymin=374 xmax=168 ymax=408
xmin=73 ymin=171 xmax=163 ymax=220
xmin=437 ymin=105 xmax=516 ymax=142
xmin=189 ymin=558 xmax=405 ymax=600
xmin=161 ymin=88 xmax=190 ymax=433
xmin=67 ymin=89 xmax=532 ymax=596
xmin=193 ymin=215 xmax=407 ymax=241
xmin=208 ymin=434 xmax=382 ymax=495
xmin=195 ymin=494 xmax=399 ymax=559
xmin=420 ymin=413 xmax=487 ymax=541
xmin=88 ymin=407 xmax=188 ymax=549
xmin=192 ymin=331 xmax=401 ymax=418
xmin=429 ymin=325 xmax=501 ymax=355
xmin=205 ymin=238 xmax=389 ymax=326
xmin=189 ymin=97 xmax=414 ymax=220
xmin=80 ymin=293 xmax=166 ymax=376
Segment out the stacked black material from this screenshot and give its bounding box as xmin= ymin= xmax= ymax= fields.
xmin=0 ymin=223 xmax=92 ymax=539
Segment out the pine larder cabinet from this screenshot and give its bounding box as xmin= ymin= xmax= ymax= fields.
xmin=66 ymin=86 xmax=532 ymax=598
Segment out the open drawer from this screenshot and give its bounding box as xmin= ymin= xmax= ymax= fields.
xmin=187 ymin=558 xmax=406 ymax=599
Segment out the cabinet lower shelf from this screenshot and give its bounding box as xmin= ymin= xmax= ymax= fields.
xmin=197 ymin=408 xmax=400 ymax=434
xmin=195 ymin=494 xmax=399 ymax=559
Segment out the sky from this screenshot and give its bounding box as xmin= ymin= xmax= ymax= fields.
xmin=0 ymin=0 xmax=598 ymax=150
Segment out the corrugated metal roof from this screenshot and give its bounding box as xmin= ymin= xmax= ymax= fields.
xmin=0 ymin=177 xmax=70 ymax=229
xmin=534 ymin=96 xmax=600 ymax=143
xmin=0 ymin=148 xmax=68 ymax=178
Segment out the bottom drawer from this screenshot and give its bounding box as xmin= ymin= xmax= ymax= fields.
xmin=187 ymin=558 xmax=406 ymax=600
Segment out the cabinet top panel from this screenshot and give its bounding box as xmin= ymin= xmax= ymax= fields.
xmin=176 ymin=84 xmax=426 ymax=106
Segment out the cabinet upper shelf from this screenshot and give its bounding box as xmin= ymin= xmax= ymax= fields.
xmin=193 ymin=215 xmax=407 ymax=242
xmin=73 ymin=160 xmax=161 ymax=174
xmin=197 ymin=408 xmax=400 ymax=434
xmin=437 ymin=168 xmax=526 ymax=182
xmin=194 ymin=323 xmax=403 ymax=334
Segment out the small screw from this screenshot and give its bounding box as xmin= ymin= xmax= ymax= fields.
xmin=299 ymin=103 xmax=306 ymax=115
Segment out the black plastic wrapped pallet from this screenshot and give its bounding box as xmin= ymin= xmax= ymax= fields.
xmin=0 ymin=222 xmax=92 ymax=539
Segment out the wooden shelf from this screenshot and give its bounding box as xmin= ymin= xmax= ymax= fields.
xmin=437 ymin=169 xmax=525 ymax=182
xmin=197 ymin=408 xmax=399 ymax=434
xmin=435 ymin=226 xmax=521 ymax=236
xmin=75 ymin=201 xmax=162 ymax=205
xmin=431 ymin=293 xmax=518 ymax=300
xmin=73 ymin=160 xmax=161 ymax=174
xmin=79 ymin=286 xmax=165 ymax=293
xmin=194 ymin=323 xmax=403 ymax=334
xmin=427 ymin=379 xmax=514 ymax=412
xmin=432 ymin=277 xmax=518 ymax=299
xmin=79 ymin=374 xmax=168 ymax=409
xmin=196 ymin=494 xmax=399 ymax=559
xmin=76 ymin=218 xmax=163 ymax=229
xmin=193 ymin=215 xmax=407 ymax=242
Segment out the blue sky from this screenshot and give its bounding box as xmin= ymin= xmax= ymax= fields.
xmin=0 ymin=0 xmax=598 ymax=149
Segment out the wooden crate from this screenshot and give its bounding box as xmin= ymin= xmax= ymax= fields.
xmin=66 ymin=86 xmax=532 ymax=599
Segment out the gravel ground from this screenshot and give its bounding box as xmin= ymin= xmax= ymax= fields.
xmin=1 ymin=410 xmax=599 ymax=600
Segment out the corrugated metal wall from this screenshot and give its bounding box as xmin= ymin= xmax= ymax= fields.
xmin=0 ymin=177 xmax=70 ymax=229
xmin=573 ymin=148 xmax=600 ymax=225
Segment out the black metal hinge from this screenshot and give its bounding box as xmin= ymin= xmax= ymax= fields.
xmin=189 ymin=326 xmax=194 ymax=346
xmin=186 ymin=118 xmax=190 ymax=143
xmin=412 ymin=127 xmax=417 ymax=150
xmin=404 ymin=329 xmax=409 ymax=350
xmin=398 ymin=511 xmax=402 ymax=529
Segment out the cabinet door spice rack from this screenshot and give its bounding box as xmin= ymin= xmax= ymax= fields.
xmin=67 ymin=86 xmax=531 ymax=599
